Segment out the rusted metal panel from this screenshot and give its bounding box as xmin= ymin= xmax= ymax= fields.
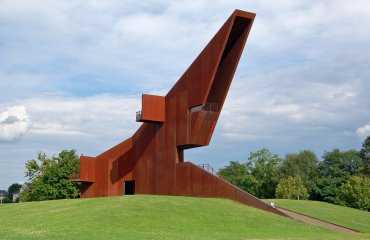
xmin=189 ymin=111 xmax=218 ymax=146
xmin=207 ymin=17 xmax=252 ymax=111
xmin=76 ymin=10 xmax=286 ymax=217
xmin=139 ymin=94 xmax=165 ymax=122
xmin=98 ymin=137 xmax=133 ymax=161
xmin=176 ymin=91 xmax=189 ymax=146
xmin=175 ymin=163 xmax=190 ymax=196
xmin=80 ymin=156 xmax=95 ymax=182
xmin=80 ymin=182 xmax=95 ymax=198
xmin=107 ymin=157 xmax=118 ymax=195
xmin=154 ymin=151 xmax=164 ymax=194
xmin=187 ymin=14 xmax=233 ymax=108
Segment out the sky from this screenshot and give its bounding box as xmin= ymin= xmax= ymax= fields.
xmin=0 ymin=0 xmax=369 ymax=190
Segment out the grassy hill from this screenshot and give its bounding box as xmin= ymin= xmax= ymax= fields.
xmin=0 ymin=195 xmax=369 ymax=240
xmin=266 ymin=199 xmax=370 ymax=233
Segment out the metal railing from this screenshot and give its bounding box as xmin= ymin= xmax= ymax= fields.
xmin=203 ymin=102 xmax=218 ymax=112
xmin=198 ymin=163 xmax=216 ymax=175
xmin=136 ymin=110 xmax=142 ymax=122
xmin=189 ymin=102 xmax=218 ymax=113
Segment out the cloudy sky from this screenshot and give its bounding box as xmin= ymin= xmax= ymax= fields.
xmin=1 ymin=0 xmax=369 ymax=189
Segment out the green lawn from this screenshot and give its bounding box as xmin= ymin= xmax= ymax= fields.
xmin=0 ymin=195 xmax=369 ymax=240
xmin=265 ymin=199 xmax=370 ymax=234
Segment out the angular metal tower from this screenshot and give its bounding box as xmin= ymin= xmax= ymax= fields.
xmin=78 ymin=10 xmax=285 ymax=216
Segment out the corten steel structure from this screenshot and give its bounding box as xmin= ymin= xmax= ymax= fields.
xmin=78 ymin=10 xmax=285 ymax=216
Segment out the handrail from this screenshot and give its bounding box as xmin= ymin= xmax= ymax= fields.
xmin=136 ymin=110 xmax=142 ymax=122
xmin=189 ymin=102 xmax=218 ymax=113
xmin=203 ymin=102 xmax=218 ymax=112
xmin=198 ymin=163 xmax=216 ymax=175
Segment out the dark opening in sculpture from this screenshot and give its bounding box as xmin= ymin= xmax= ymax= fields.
xmin=78 ymin=9 xmax=285 ymax=217
xmin=124 ymin=180 xmax=135 ymax=195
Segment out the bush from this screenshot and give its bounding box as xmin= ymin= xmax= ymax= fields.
xmin=336 ymin=176 xmax=370 ymax=211
xmin=275 ymin=176 xmax=309 ymax=200
xmin=22 ymin=150 xmax=80 ymax=201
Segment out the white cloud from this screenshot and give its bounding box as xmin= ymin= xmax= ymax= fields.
xmin=356 ymin=124 xmax=370 ymax=139
xmin=0 ymin=106 xmax=31 ymax=141
xmin=23 ymin=94 xmax=140 ymax=139
xmin=219 ymin=48 xmax=370 ymax=142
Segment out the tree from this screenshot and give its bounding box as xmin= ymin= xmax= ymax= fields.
xmin=0 ymin=190 xmax=12 ymax=204
xmin=218 ymin=161 xmax=247 ymax=186
xmin=218 ymin=161 xmax=258 ymax=195
xmin=313 ymin=148 xmax=364 ymax=203
xmin=279 ymin=150 xmax=318 ymax=196
xmin=246 ymin=148 xmax=282 ymax=198
xmin=358 ymin=135 xmax=370 ymax=177
xmin=218 ymin=148 xmax=281 ymax=198
xmin=336 ymin=176 xmax=370 ymax=211
xmin=275 ymin=176 xmax=309 ymax=200
xmin=7 ymin=183 xmax=22 ymax=202
xmin=21 ymin=150 xmax=80 ymax=201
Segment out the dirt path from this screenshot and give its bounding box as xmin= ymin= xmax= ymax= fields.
xmin=276 ymin=207 xmax=359 ymax=233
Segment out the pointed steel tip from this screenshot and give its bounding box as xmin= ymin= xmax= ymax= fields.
xmin=233 ymin=9 xmax=256 ymax=19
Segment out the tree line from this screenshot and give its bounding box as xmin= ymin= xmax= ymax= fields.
xmin=3 ymin=136 xmax=369 ymax=211
xmin=218 ymin=135 xmax=370 ymax=210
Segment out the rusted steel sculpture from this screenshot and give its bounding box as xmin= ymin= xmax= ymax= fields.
xmin=78 ymin=9 xmax=284 ymax=216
